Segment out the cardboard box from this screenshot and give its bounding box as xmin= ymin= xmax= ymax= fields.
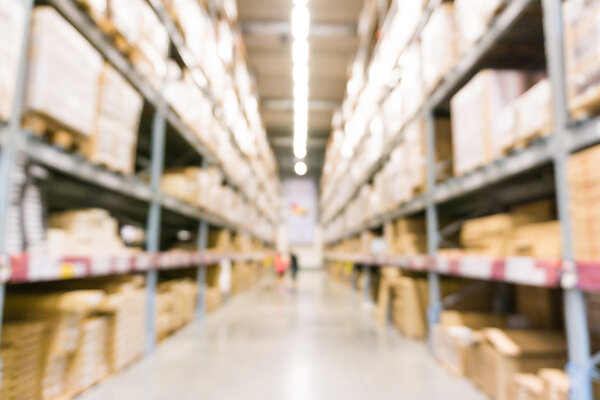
xmin=507 ymin=221 xmax=562 ymax=259
xmin=451 ymin=70 xmax=529 ymax=175
xmin=0 ymin=0 xmax=25 ymax=121
xmin=25 ymin=7 xmax=103 ymax=137
xmin=461 ymin=214 xmax=513 ymax=257
xmin=421 ymin=3 xmax=458 ymax=92
xmin=481 ymin=329 xmax=567 ymax=400
xmin=83 ymin=64 xmax=143 ymax=174
xmin=454 ymin=0 xmax=505 ymax=54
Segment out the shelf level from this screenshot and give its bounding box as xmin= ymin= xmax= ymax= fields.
xmin=325 ymin=252 xmax=563 ymax=288
xmin=4 ymin=251 xmax=270 ymax=284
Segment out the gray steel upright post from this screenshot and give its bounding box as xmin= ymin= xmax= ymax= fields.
xmin=0 ymin=0 xmax=34 ymax=342
xmin=145 ymin=110 xmax=166 ymax=354
xmin=424 ymin=109 xmax=442 ymax=330
xmin=542 ymin=0 xmax=593 ymax=398
xmin=196 ymin=221 xmax=208 ymax=320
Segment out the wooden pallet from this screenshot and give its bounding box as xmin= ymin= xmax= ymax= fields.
xmin=502 ymin=124 xmax=552 ymax=155
xmin=570 ymin=85 xmax=600 ymax=121
xmin=22 ymin=113 xmax=90 ymax=152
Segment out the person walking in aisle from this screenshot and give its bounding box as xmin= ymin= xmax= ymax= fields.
xmin=290 ymin=252 xmax=299 ymax=287
xmin=274 ymin=252 xmax=289 ymax=295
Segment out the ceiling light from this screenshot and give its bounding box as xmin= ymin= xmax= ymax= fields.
xmin=291 ymin=5 xmax=310 ymax=39
xmin=294 ymin=161 xmax=308 ymax=176
xmin=293 ymin=64 xmax=309 ymax=85
xmin=294 ymin=145 xmax=307 ymax=159
xmin=292 ymin=39 xmax=309 ymax=65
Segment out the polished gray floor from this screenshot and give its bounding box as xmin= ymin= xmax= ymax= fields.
xmin=79 ymin=271 xmax=486 ymax=400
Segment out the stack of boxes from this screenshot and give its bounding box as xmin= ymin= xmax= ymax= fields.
xmin=156 ymin=279 xmax=197 ymax=341
xmin=0 ymin=0 xmax=25 ymax=121
xmin=24 ymin=7 xmax=103 ymax=140
xmin=564 ymin=0 xmax=600 ymax=117
xmin=84 ymin=64 xmax=143 ymax=174
xmin=0 ymin=321 xmax=46 ymax=400
xmin=46 ymin=208 xmax=129 ymax=256
xmin=569 ymin=144 xmax=600 ymax=260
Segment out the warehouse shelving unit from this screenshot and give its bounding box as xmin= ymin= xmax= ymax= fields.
xmin=0 ymin=0 xmax=277 ymax=371
xmin=323 ymin=0 xmax=599 ymax=398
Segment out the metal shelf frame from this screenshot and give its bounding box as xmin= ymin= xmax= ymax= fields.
xmin=0 ymin=0 xmax=275 ymax=368
xmin=324 ymin=0 xmax=597 ymax=398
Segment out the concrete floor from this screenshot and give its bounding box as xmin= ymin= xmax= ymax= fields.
xmin=79 ymin=271 xmax=487 ymax=400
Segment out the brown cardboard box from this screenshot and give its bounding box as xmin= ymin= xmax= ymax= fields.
xmin=392 ymin=277 xmax=429 ymax=338
xmin=434 ymin=311 xmax=507 ymax=377
xmin=482 ymin=329 xmax=567 ymax=400
xmin=507 ymin=221 xmax=562 ymax=259
xmin=510 ymin=200 xmax=555 ymax=227
xmin=461 ymin=214 xmax=513 ymax=257
xmin=440 ymin=311 xmax=507 ymax=330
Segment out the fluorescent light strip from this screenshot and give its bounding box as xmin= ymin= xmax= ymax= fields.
xmin=291 ymin=2 xmax=310 ymax=166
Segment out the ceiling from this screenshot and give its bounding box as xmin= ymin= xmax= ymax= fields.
xmin=237 ymin=0 xmax=364 ymax=179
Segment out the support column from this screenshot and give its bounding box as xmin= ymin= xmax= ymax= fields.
xmin=542 ymin=0 xmax=593 ymax=398
xmin=0 ymin=0 xmax=34 ymax=343
xmin=145 ymin=111 xmax=166 ymax=354
xmin=424 ymin=109 xmax=442 ymax=331
xmin=196 ymin=221 xmax=208 ymax=320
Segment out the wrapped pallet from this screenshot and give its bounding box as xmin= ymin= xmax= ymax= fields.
xmin=451 ymin=70 xmax=529 ymax=175
xmin=454 ymin=0 xmax=505 ymax=54
xmin=0 ymin=0 xmax=25 ymax=121
xmin=83 ymin=64 xmax=143 ymax=174
xmin=133 ymin=1 xmax=169 ymax=87
xmin=24 ymin=7 xmax=103 ymax=138
xmin=564 ymin=0 xmax=600 ymax=117
xmin=568 ymin=144 xmax=600 ymax=259
xmin=421 ymin=3 xmax=458 ymax=92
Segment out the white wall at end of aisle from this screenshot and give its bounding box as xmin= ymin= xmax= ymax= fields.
xmin=292 ymin=225 xmax=323 ymax=269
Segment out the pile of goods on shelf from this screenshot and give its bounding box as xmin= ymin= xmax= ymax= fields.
xmin=22 ymin=7 xmax=146 ymax=175
xmin=564 ymin=0 xmax=600 ymax=119
xmin=0 ymin=275 xmax=147 ymax=399
xmin=161 ymin=167 xmax=274 ymax=239
xmin=568 ymin=144 xmax=600 ymax=260
xmin=372 ymin=266 xmax=571 ymax=400
xmin=0 ymin=0 xmax=25 ymax=121
xmin=45 ymin=208 xmax=134 ymax=256
xmin=321 ymin=1 xmax=557 ymax=243
xmin=156 ymin=279 xmax=197 ymax=341
xmin=331 ymin=198 xmax=561 ymax=261
xmin=0 ymin=1 xmax=279 ymax=234
xmin=458 ymin=200 xmax=561 ymax=259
